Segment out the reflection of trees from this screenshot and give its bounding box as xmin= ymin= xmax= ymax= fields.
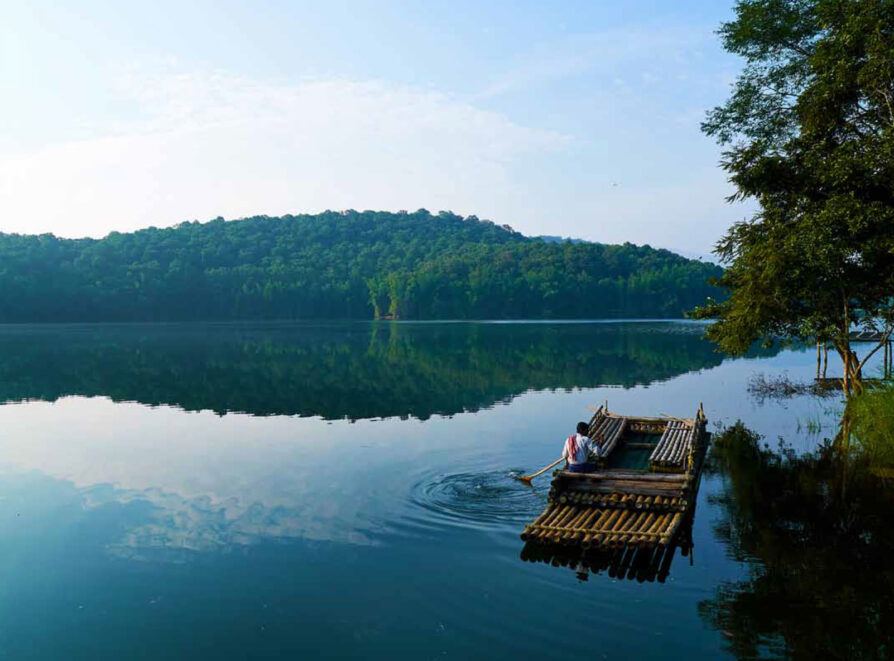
xmin=700 ymin=423 xmax=894 ymax=659
xmin=0 ymin=322 xmax=763 ymax=420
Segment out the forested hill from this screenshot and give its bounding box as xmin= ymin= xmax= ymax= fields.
xmin=0 ymin=210 xmax=721 ymax=321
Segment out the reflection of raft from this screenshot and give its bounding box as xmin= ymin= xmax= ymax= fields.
xmin=520 ymin=519 xmax=696 ymax=583
xmin=520 ymin=404 xmax=708 ymax=560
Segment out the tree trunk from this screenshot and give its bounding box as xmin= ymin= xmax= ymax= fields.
xmin=838 ymin=345 xmax=851 ymax=397
xmin=849 ymin=350 xmax=863 ymax=396
xmin=838 ymin=296 xmax=861 ymax=398
xmin=834 ymin=343 xmax=861 ymax=399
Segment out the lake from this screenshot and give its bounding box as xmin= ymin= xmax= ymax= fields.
xmin=0 ymin=321 xmax=889 ymax=659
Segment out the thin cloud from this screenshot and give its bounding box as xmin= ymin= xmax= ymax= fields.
xmin=0 ymin=70 xmax=569 ymax=238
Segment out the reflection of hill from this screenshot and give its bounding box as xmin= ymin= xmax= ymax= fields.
xmin=0 ymin=322 xmax=757 ymax=419
xmin=700 ymin=424 xmax=894 ymax=659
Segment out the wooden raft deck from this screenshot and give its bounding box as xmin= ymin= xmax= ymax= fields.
xmin=521 ymin=473 xmax=692 ymax=548
xmin=520 ymin=404 xmax=707 ymax=556
xmin=520 ymin=523 xmax=695 ymax=583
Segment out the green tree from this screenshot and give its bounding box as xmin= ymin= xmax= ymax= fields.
xmin=365 ymin=276 xmax=389 ymax=320
xmin=0 ymin=210 xmax=721 ymax=322
xmin=695 ymin=0 xmax=894 ymax=396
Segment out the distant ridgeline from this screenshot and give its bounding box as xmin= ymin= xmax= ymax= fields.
xmin=0 ymin=211 xmax=722 ymax=321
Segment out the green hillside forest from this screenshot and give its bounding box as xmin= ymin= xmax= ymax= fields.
xmin=0 ymin=210 xmax=721 ymax=321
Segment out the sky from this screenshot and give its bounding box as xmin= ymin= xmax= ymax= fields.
xmin=0 ymin=0 xmax=752 ymax=258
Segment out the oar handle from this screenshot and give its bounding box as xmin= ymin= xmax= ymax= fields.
xmin=518 ymin=456 xmax=564 ymax=482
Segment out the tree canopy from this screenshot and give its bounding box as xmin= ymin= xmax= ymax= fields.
xmin=695 ymin=0 xmax=894 ymax=394
xmin=0 ymin=210 xmax=720 ymax=321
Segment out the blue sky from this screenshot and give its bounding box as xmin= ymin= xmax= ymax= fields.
xmin=1 ymin=0 xmax=750 ymax=258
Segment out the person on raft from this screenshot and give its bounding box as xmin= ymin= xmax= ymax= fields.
xmin=562 ymin=421 xmax=601 ymax=473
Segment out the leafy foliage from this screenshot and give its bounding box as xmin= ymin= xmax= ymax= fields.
xmin=848 ymin=380 xmax=894 ymax=466
xmin=0 ymin=210 xmax=720 ymax=321
xmin=695 ymin=0 xmax=894 ymax=393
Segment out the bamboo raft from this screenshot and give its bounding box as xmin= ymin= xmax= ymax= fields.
xmin=521 ymin=403 xmax=708 ymax=569
xmin=520 ymin=519 xmax=696 ymax=583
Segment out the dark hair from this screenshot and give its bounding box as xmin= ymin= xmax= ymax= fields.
xmin=576 ymin=421 xmax=589 ymax=435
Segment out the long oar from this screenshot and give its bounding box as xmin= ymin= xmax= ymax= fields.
xmin=515 ymin=456 xmax=563 ymax=484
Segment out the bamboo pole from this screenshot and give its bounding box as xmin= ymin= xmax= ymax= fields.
xmin=560 ymin=507 xmax=600 ymax=542
xmin=516 ymin=456 xmax=564 ymax=483
xmin=565 ymin=470 xmax=688 ymax=483
xmin=644 ymin=511 xmax=668 ymax=538
xmin=616 ymin=545 xmax=637 ymax=574
xmin=659 ymin=512 xmax=684 ymax=545
xmin=616 ymin=511 xmax=647 ymax=542
xmin=550 ymin=505 xmax=582 ymax=532
xmin=629 ymin=510 xmax=657 ymax=544
xmin=586 ymin=509 xmax=624 ymax=547
xmin=526 ymin=504 xmax=557 ymax=529
xmin=521 ymin=507 xmax=559 ymax=539
xmin=627 ymin=549 xmax=647 ymax=580
xmin=540 ymin=504 xmax=572 ymax=529
xmin=560 ymin=482 xmax=685 ymax=498
xmin=657 ymin=544 xmax=676 ymax=583
xmin=630 ymin=512 xmax=655 ymax=543
xmin=607 ymin=548 xmax=630 ymax=577
xmin=645 ymin=544 xmax=665 ymax=580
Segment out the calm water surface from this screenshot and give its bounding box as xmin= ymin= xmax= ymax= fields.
xmin=0 ymin=321 xmax=886 ymax=658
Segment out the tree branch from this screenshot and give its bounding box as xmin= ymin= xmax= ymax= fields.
xmin=875 ymin=87 xmax=894 ymax=128
xmin=856 ymin=324 xmax=894 ymax=375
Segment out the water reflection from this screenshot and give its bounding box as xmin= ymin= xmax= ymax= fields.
xmin=101 ymin=482 xmax=380 ymax=559
xmin=0 ymin=321 xmax=768 ymax=419
xmin=2 ymin=461 xmax=381 ymax=561
xmin=700 ymin=423 xmax=894 ymax=659
xmin=0 ymin=323 xmax=867 ymax=658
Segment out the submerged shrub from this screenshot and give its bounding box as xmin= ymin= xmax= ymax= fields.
xmin=848 ymin=382 xmax=894 ymax=469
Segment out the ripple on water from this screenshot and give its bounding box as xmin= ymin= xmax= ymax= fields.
xmin=402 ymin=469 xmax=548 ymax=535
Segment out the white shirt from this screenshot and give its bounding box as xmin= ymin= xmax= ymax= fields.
xmin=562 ymin=433 xmax=598 ymax=464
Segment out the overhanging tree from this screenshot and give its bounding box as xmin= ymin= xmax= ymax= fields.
xmin=695 ymin=0 xmax=894 ymax=396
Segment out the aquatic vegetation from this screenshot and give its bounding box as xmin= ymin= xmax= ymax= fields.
xmin=846 ymin=382 xmax=894 ymax=469
xmin=747 ymin=372 xmax=836 ymax=402
xmin=795 ymin=415 xmax=825 ymax=437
